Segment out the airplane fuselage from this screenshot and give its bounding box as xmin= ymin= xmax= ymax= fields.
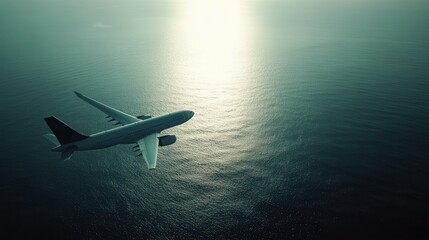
xmin=52 ymin=110 xmax=193 ymax=152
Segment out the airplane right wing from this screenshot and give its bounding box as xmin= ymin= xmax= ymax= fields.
xmin=137 ymin=133 xmax=159 ymax=169
xmin=74 ymin=91 xmax=140 ymax=125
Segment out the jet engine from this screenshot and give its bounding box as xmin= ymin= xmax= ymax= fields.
xmin=158 ymin=135 xmax=176 ymax=147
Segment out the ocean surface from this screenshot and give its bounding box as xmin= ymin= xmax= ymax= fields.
xmin=1 ymin=0 xmax=428 ymax=239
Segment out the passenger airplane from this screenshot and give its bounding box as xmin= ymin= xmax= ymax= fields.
xmin=43 ymin=91 xmax=194 ymax=169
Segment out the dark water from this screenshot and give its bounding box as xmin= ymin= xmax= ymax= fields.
xmin=1 ymin=0 xmax=429 ymax=239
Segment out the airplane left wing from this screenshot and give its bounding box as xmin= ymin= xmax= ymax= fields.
xmin=137 ymin=133 xmax=159 ymax=169
xmin=74 ymin=91 xmax=140 ymax=125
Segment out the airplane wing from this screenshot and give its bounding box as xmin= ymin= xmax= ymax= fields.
xmin=137 ymin=133 xmax=159 ymax=169
xmin=74 ymin=91 xmax=140 ymax=125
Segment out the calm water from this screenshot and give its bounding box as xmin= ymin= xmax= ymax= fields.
xmin=1 ymin=0 xmax=428 ymax=239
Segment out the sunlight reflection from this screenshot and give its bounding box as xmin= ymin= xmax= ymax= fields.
xmin=166 ymin=0 xmax=260 ymax=165
xmin=178 ymin=0 xmax=249 ymax=86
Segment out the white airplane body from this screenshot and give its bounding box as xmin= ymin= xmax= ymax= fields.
xmin=44 ymin=91 xmax=194 ymax=169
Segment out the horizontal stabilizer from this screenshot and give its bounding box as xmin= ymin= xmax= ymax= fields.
xmin=44 ymin=134 xmax=60 ymax=147
xmin=61 ymin=147 xmax=76 ymax=161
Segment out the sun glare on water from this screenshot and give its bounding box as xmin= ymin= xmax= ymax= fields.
xmin=177 ymin=0 xmax=251 ymax=86
xmin=166 ymin=0 xmax=258 ymax=158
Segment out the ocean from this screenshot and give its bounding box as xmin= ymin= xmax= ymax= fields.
xmin=1 ymin=0 xmax=428 ymax=239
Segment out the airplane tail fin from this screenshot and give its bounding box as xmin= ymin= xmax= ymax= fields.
xmin=44 ymin=116 xmax=88 ymax=145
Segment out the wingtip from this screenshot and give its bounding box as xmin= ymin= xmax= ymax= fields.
xmin=74 ymin=91 xmax=83 ymax=97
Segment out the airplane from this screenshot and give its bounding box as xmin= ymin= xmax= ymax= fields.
xmin=43 ymin=91 xmax=194 ymax=169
